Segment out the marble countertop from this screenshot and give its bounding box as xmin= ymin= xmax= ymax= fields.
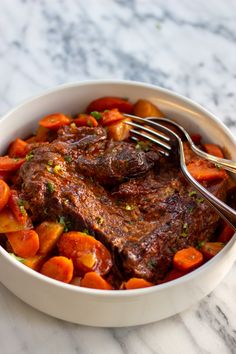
xmin=0 ymin=0 xmax=236 ymax=353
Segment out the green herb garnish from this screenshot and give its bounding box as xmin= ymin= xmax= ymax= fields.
xmin=47 ymin=160 xmax=53 ymax=166
xmin=181 ymin=223 xmax=189 ymax=237
xmin=197 ymin=197 xmax=204 ymax=204
xmin=90 ymin=111 xmax=102 ymax=120
xmin=59 ymin=216 xmax=70 ymax=232
xmin=64 ymin=155 xmax=72 ymax=163
xmin=125 ymin=204 xmax=135 ymax=211
xmin=9 ymin=253 xmax=25 ymax=263
xmin=46 ymin=181 xmax=55 ymax=193
xmin=188 ymin=191 xmax=197 ymax=197
xmin=82 ymin=229 xmax=89 ymax=235
xmin=96 ymin=216 xmax=104 ymax=225
xmin=26 ymin=152 xmax=34 ymax=161
xmin=135 ymin=140 xmax=153 ymax=152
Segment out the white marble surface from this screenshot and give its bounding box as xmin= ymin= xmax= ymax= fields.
xmin=0 ymin=0 xmax=236 ymax=353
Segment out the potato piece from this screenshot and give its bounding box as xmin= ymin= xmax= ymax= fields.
xmin=0 ymin=208 xmax=32 ymax=233
xmin=23 ymin=254 xmax=46 ymax=271
xmin=133 ymin=99 xmax=163 ymax=118
xmin=107 ymin=118 xmax=132 ymax=141
xmin=36 ymin=221 xmax=64 ymax=255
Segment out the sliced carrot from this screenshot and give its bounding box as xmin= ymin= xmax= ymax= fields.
xmin=217 ymin=222 xmax=235 ymax=243
xmin=187 ymin=159 xmax=227 ymax=181
xmin=133 ymin=99 xmax=163 ymax=118
xmin=204 ymin=144 xmax=224 ymax=158
xmin=74 ymin=114 xmax=98 ymax=127
xmin=80 ymin=272 xmax=112 ymax=290
xmin=23 ymin=254 xmax=46 ymax=271
xmin=0 ymin=156 xmax=25 ymax=171
xmin=8 ymin=190 xmax=28 ymax=224
xmin=6 ymin=230 xmax=39 ymax=258
xmin=58 ymin=231 xmax=112 ymax=276
xmin=124 ymin=277 xmax=153 ymax=290
xmin=0 ymin=207 xmax=31 ymax=233
xmin=34 ymin=126 xmax=50 ymax=142
xmin=107 ymin=118 xmax=132 ymax=141
xmin=101 ymin=108 xmax=125 ymax=126
xmin=86 ymin=96 xmax=133 ymax=114
xmin=8 ymin=138 xmax=28 ymax=158
xmin=200 ymin=242 xmax=224 ymax=260
xmin=39 ymin=113 xmax=71 ymax=130
xmin=36 ymin=221 xmax=64 ymax=255
xmin=0 ymin=180 xmax=10 ymax=212
xmin=40 ymin=256 xmax=74 ymax=283
xmin=173 ymin=247 xmax=203 ymax=272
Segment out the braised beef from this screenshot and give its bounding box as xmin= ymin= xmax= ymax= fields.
xmin=17 ymin=125 xmax=228 ymax=282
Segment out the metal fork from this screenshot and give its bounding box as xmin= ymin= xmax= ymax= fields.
xmin=124 ymin=114 xmax=236 ymax=230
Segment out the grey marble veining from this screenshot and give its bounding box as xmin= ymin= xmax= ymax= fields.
xmin=0 ymin=0 xmax=236 ymax=353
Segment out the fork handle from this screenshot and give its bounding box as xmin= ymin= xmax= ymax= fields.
xmin=180 ymin=151 xmax=236 ymax=231
xmin=190 ymin=145 xmax=236 ymax=174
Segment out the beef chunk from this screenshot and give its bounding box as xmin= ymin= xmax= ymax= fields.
xmin=18 ymin=125 xmax=229 ymax=282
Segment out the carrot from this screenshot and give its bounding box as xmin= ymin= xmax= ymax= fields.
xmin=58 ymin=231 xmax=112 ymax=276
xmin=187 ymin=159 xmax=227 ymax=181
xmin=36 ymin=221 xmax=64 ymax=255
xmin=133 ymin=99 xmax=163 ymax=118
xmin=124 ymin=277 xmax=153 ymax=290
xmin=23 ymin=254 xmax=46 ymax=271
xmin=0 ymin=156 xmax=25 ymax=171
xmin=86 ymin=96 xmax=133 ymax=114
xmin=217 ymin=222 xmax=235 ymax=243
xmin=40 ymin=256 xmax=74 ymax=283
xmin=8 ymin=190 xmax=28 ymax=224
xmin=74 ymin=114 xmax=98 ymax=127
xmin=204 ymin=144 xmax=224 ymax=158
xmin=34 ymin=126 xmax=50 ymax=142
xmin=0 ymin=207 xmax=31 ymax=233
xmin=101 ymin=108 xmax=125 ymax=126
xmin=80 ymin=272 xmax=112 ymax=290
xmin=6 ymin=230 xmax=39 ymax=258
xmin=107 ymin=118 xmax=132 ymax=141
xmin=8 ymin=138 xmax=28 ymax=158
xmin=173 ymin=247 xmax=203 ymax=272
xmin=0 ymin=180 xmax=10 ymax=212
xmin=200 ymin=242 xmax=224 ymax=260
xmin=39 ymin=113 xmax=71 ymax=130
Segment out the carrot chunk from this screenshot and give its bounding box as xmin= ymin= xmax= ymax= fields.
xmin=217 ymin=222 xmax=235 ymax=243
xmin=74 ymin=114 xmax=98 ymax=127
xmin=124 ymin=277 xmax=153 ymax=289
xmin=40 ymin=256 xmax=74 ymax=283
xmin=160 ymin=269 xmax=187 ymax=283
xmin=86 ymin=97 xmax=133 ymax=114
xmin=204 ymin=144 xmax=224 ymax=158
xmin=101 ymin=108 xmax=125 ymax=126
xmin=58 ymin=231 xmax=112 ymax=276
xmin=23 ymin=255 xmax=46 ymax=271
xmin=0 ymin=180 xmax=10 ymax=212
xmin=36 ymin=221 xmax=64 ymax=255
xmin=39 ymin=113 xmax=71 ymax=130
xmin=0 ymin=156 xmax=25 ymax=171
xmin=173 ymin=247 xmax=203 ymax=272
xmin=200 ymin=242 xmax=224 ymax=260
xmin=6 ymin=230 xmax=39 ymax=258
xmin=187 ymin=159 xmax=227 ymax=181
xmin=133 ymin=99 xmax=163 ymax=118
xmin=80 ymin=272 xmax=112 ymax=290
xmin=8 ymin=190 xmax=28 ymax=224
xmin=8 ymin=138 xmax=28 ymax=158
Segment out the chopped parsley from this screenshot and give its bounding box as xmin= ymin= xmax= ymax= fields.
xmin=53 ymin=165 xmax=62 ymax=174
xmin=90 ymin=111 xmax=102 ymax=120
xmin=59 ymin=216 xmax=71 ymax=232
xmin=64 ymin=155 xmax=72 ymax=163
xmin=181 ymin=223 xmax=189 ymax=237
xmin=136 ymin=140 xmax=153 ymax=152
xmin=215 ymin=163 xmax=222 ymax=170
xmin=46 ymin=181 xmax=55 ymax=193
xmin=47 ymin=160 xmax=53 ymax=166
xmin=9 ymin=253 xmax=25 ymax=263
xmin=17 ymin=198 xmax=24 ymax=207
xmin=196 ymin=197 xmax=204 ymax=204
xmin=87 ymin=119 xmax=93 ymax=127
xmin=125 ymin=204 xmax=135 ymax=211
xmin=96 ymin=216 xmax=104 ymax=225
xmin=26 ymin=152 xmax=34 ymax=161
xmin=188 ymin=191 xmax=197 ymax=197
xmin=82 ymin=229 xmax=89 ymax=235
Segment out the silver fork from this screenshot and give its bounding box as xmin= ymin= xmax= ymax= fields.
xmin=124 ymin=114 xmax=236 ymax=230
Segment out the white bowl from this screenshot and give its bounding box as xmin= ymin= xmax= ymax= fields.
xmin=0 ymin=80 xmax=235 ymax=327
